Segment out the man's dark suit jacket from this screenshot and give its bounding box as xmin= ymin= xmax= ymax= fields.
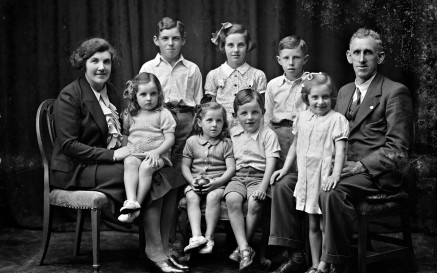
xmin=50 ymin=76 xmax=121 ymax=189
xmin=335 ymin=73 xmax=413 ymax=193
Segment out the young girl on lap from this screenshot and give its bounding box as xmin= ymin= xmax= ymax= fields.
xmin=205 ymin=23 xmax=267 ymax=126
xmin=118 ymin=72 xmax=176 ymax=223
xmin=271 ymin=72 xmax=349 ymax=273
xmin=225 ymin=89 xmax=281 ymax=271
xmin=181 ymin=102 xmax=236 ymax=254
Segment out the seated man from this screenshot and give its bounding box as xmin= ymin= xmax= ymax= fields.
xmin=318 ymin=28 xmax=413 ymax=272
xmin=268 ymin=28 xmax=413 ymax=273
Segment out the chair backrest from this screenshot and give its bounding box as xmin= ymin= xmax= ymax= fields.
xmin=36 ymin=99 xmax=56 ymax=194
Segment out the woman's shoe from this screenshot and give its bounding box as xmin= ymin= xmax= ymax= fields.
xmin=169 ymin=255 xmax=190 ymax=271
xmin=146 ymin=257 xmax=184 ymax=273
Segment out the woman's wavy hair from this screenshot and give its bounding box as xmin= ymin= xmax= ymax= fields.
xmin=123 ymin=72 xmax=165 ymax=117
xmin=70 ymin=38 xmax=119 ymax=71
xmin=190 ymin=102 xmax=229 ymax=140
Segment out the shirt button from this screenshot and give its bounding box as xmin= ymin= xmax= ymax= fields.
xmin=234 ymin=84 xmax=237 ymax=87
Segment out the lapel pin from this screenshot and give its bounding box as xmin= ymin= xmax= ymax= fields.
xmin=370 ymin=106 xmax=374 ymax=109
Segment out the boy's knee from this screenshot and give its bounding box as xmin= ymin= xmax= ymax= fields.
xmin=247 ymin=197 xmax=263 ymax=214
xmin=225 ymin=193 xmax=243 ymax=212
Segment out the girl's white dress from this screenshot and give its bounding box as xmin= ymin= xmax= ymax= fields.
xmin=293 ymin=109 xmax=349 ymax=214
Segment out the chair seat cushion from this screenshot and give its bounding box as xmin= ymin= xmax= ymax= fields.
xmin=49 ymin=189 xmax=109 ymax=209
xmin=356 ymin=192 xmax=408 ymax=216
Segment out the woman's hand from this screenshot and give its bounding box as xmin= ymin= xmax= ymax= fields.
xmin=113 ymin=146 xmax=131 ymax=161
xmin=322 ymin=174 xmax=340 ymax=191
xmin=252 ymin=190 xmax=267 ymax=201
xmin=270 ymin=169 xmax=287 ymax=185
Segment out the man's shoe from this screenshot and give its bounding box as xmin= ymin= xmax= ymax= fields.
xmin=272 ymin=259 xmax=307 ymax=273
xmin=330 ymin=264 xmax=347 ymax=273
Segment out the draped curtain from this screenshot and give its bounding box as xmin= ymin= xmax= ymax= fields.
xmin=0 ymin=0 xmax=411 ymax=228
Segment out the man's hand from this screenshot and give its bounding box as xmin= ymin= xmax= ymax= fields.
xmin=341 ymin=161 xmax=367 ymax=178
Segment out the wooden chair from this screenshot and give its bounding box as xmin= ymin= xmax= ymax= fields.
xmin=36 ymin=99 xmax=110 ymax=270
xmin=353 ymin=189 xmax=418 ymax=273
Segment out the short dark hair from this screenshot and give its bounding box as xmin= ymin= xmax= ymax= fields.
xmin=155 ymin=17 xmax=186 ymax=39
xmin=300 ymin=72 xmax=337 ymax=106
xmin=278 ymin=35 xmax=307 ymax=55
xmin=70 ymin=38 xmax=119 ymax=71
xmin=233 ymin=89 xmax=264 ymax=115
xmin=350 ymin=28 xmax=383 ymax=53
xmin=217 ymin=23 xmax=256 ymax=53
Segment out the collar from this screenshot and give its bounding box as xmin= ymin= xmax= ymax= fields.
xmin=152 ymin=53 xmax=186 ymax=67
xmin=355 ymin=73 xmax=377 ymax=92
xmin=278 ymin=73 xmax=305 ymax=87
xmin=231 ymin=124 xmax=261 ymax=140
xmin=221 ymin=62 xmax=250 ymax=78
xmin=304 ymin=109 xmax=333 ymax=121
xmin=197 ymin=135 xmax=220 ymax=146
xmin=91 ymin=85 xmax=109 ymax=105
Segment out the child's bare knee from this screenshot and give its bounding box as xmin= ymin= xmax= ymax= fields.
xmin=247 ymin=198 xmax=263 ymax=215
xmin=124 ymin=156 xmax=140 ymax=168
xmin=225 ymin=193 xmax=243 ymax=212
xmin=186 ymin=191 xmax=201 ymax=204
xmin=139 ymin=161 xmax=155 ymax=174
xmin=206 ymin=190 xmax=223 ymax=204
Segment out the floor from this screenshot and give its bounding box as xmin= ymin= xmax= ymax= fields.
xmin=0 ymin=228 xmax=436 ymax=273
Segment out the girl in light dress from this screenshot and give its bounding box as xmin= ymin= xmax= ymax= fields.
xmin=118 ymin=72 xmax=176 ymax=223
xmin=271 ymin=72 xmax=349 ymax=273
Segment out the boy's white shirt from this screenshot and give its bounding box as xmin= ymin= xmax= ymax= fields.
xmin=264 ymin=73 xmax=307 ymax=126
xmin=139 ymin=53 xmax=203 ymax=107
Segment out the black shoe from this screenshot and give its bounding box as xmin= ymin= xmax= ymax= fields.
xmin=169 ymin=255 xmax=190 ymax=271
xmin=330 ymin=264 xmax=347 ymax=273
xmin=146 ymin=257 xmax=184 ymax=273
xmin=272 ymin=259 xmax=307 ymax=273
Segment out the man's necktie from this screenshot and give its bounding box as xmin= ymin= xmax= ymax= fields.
xmin=347 ymin=87 xmax=362 ymax=120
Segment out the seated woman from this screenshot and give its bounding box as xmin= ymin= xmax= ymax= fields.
xmin=51 ymin=38 xmax=130 ymax=208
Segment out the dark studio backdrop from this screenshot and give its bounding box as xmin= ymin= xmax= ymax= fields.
xmin=0 ymin=0 xmax=436 ymax=233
